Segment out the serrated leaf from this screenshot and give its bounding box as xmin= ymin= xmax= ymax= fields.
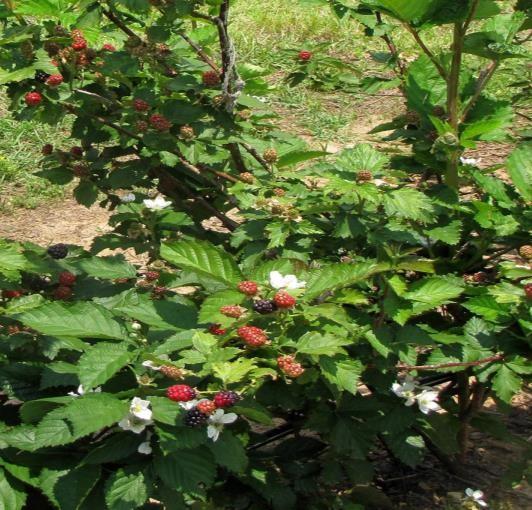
xmin=0 ymin=468 xmax=26 ymax=510
xmin=46 ymin=465 xmax=101 ymax=510
xmin=105 ymin=469 xmax=147 ymax=510
xmin=304 ymin=260 xmax=389 ymax=300
xmin=463 ymin=295 xmax=512 ymax=322
xmin=209 ymin=432 xmax=248 ymax=473
xmin=297 ymin=332 xmax=351 ymax=356
xmin=424 ymin=220 xmax=462 ymax=245
xmin=492 ymin=365 xmax=521 ymax=402
xmin=277 ymin=150 xmax=329 ymax=168
xmin=507 ymin=144 xmax=532 ymax=202
xmin=0 ymin=241 xmax=27 ymax=281
xmin=404 ymin=276 xmax=464 ymax=306
xmin=17 ymin=302 xmax=126 ymax=339
xmin=335 ymin=144 xmax=389 ymax=173
xmin=385 ymin=433 xmax=425 ymax=467
xmin=212 ymin=358 xmax=257 ymax=385
xmin=384 ymin=188 xmax=435 ymax=223
xmin=320 ymin=356 xmax=364 ymax=394
xmin=75 ymin=256 xmax=137 ymax=280
xmin=78 ymin=343 xmax=135 ymax=389
xmin=154 ymin=448 xmax=216 ymax=492
xmin=161 ymin=239 xmax=242 ymax=286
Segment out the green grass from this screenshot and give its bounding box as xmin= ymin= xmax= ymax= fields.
xmin=0 ymin=100 xmax=67 ymax=213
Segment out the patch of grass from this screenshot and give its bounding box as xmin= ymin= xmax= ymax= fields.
xmin=0 ymin=96 xmax=67 ymax=212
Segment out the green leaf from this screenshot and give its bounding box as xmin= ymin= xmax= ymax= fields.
xmin=17 ymin=302 xmax=126 ymax=339
xmin=74 ymin=180 xmax=99 ymax=208
xmin=0 ymin=241 xmax=27 ymax=281
xmin=297 ymin=332 xmax=351 ymax=356
xmin=385 ymin=433 xmax=425 ymax=467
xmin=105 ymin=469 xmax=147 ymax=510
xmin=209 ymin=432 xmax=248 ymax=473
xmin=0 ymin=468 xmax=26 ymax=510
xmin=212 ymin=358 xmax=257 ymax=385
xmin=424 ymin=220 xmax=462 ymax=245
xmin=75 ymin=256 xmax=137 ymax=280
xmin=383 ymin=188 xmax=435 ymax=223
xmin=463 ymin=295 xmax=511 ymax=322
xmin=78 ymin=343 xmax=135 ymax=389
xmin=404 ymin=276 xmax=464 ymax=306
xmin=492 ymin=365 xmax=521 ymax=403
xmin=304 ymin=260 xmax=389 ymax=300
xmin=320 ymin=356 xmax=364 ymax=394
xmin=45 ymin=465 xmax=101 ymax=510
xmin=154 ymin=448 xmax=216 ymax=492
xmin=507 ymin=144 xmax=532 ymax=202
xmin=161 ymin=239 xmax=242 ymax=286
xmin=277 ymin=150 xmax=329 ymax=168
xmin=335 ymin=144 xmax=389 ymax=174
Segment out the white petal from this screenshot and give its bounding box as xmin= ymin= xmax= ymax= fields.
xmin=465 ymin=488 xmax=474 ymax=497
xmin=137 ymin=441 xmax=152 ymax=455
xmin=478 ymin=501 xmax=487 ymax=507
xmin=68 ymin=391 xmax=79 ymax=397
xmin=283 ymin=275 xmax=299 ymax=289
xmin=77 ymin=385 xmax=85 ymax=395
xmin=207 ymin=425 xmax=220 ymax=441
xmin=179 ymin=400 xmax=198 ymax=411
xmin=94 ymin=387 xmax=102 ymax=393
xmin=472 ymin=491 xmax=484 ymax=499
xmin=269 ymin=271 xmax=285 ymax=289
xmin=221 ymin=412 xmax=237 ymax=424
xmin=142 ymin=360 xmax=161 ymax=371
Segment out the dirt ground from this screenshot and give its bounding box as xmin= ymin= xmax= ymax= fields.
xmin=0 ymin=93 xmax=529 ymax=510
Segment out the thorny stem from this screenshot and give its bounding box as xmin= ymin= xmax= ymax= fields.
xmin=375 ymin=12 xmax=407 ymax=78
xmin=403 ymin=24 xmax=448 ymax=81
xmin=396 ymin=354 xmax=504 ymax=371
xmin=461 ymin=61 xmax=499 ymax=122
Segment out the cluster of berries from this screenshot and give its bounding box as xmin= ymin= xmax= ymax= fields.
xmin=277 ymin=355 xmax=305 ymax=378
xmin=167 ymin=385 xmax=240 ymax=427
xmin=54 ymin=271 xmax=76 ymax=300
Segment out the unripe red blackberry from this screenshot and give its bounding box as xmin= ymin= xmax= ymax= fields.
xmin=239 ymin=172 xmax=255 ymax=184
xmin=405 ymin=110 xmax=420 ymax=124
xmin=155 ymin=43 xmax=171 ymax=56
xmin=208 ymin=324 xmax=227 ymax=336
xmin=72 ymin=163 xmax=89 ymax=177
xmin=357 ymin=170 xmax=373 ymax=182
xmin=202 ymin=70 xmax=221 ymax=87
xmin=47 ymin=243 xmax=68 ymax=259
xmin=76 ymin=53 xmax=90 ymax=68
xmin=149 ymin=113 xmax=172 ymax=132
xmin=184 ymin=408 xmax=208 ymax=427
xmin=253 ymin=299 xmax=277 ymax=314
xmin=20 ymin=40 xmax=34 ymax=60
xmin=525 ymin=283 xmax=532 ymax=299
xmin=160 ymin=365 xmax=184 ymax=380
xmin=263 ymin=148 xmax=278 ymax=164
xmin=273 ymin=188 xmax=286 ymax=197
xmin=70 ymin=146 xmax=83 ymax=159
xmin=213 ymin=390 xmax=240 ymax=408
xmin=144 ymin=271 xmax=160 ymax=281
xmin=167 ymin=384 xmax=196 ymax=402
xmin=2 ymin=290 xmax=23 ymax=299
xmin=71 ymin=38 xmax=87 ymax=51
xmin=136 ymin=120 xmax=149 ymax=132
xmin=518 ymin=245 xmax=532 ymax=260
xmin=179 ymin=125 xmax=195 ymax=140
xmin=237 ymin=281 xmax=259 ymax=296
xmin=133 ymin=98 xmax=150 ymax=112
xmin=44 ymin=41 xmax=60 ymax=56
xmin=220 ymin=305 xmax=246 ymax=318
xmin=298 ymin=50 xmax=312 ymax=61
xmin=197 ymin=400 xmax=217 ymax=416
xmin=54 ymin=285 xmax=73 ymax=300
xmin=237 ymin=326 xmax=269 ymax=347
xmin=278 ymin=355 xmax=305 ymax=378
xmin=46 ymin=74 xmax=63 ymax=87
xmin=102 ymin=43 xmax=116 ymax=52
xmin=472 ymin=271 xmax=488 ymax=283
xmin=273 ymin=291 xmax=296 ymax=309
xmin=25 ymin=91 xmax=42 ymax=107
xmin=42 ymin=144 xmax=54 ymax=155
xmin=432 ymin=105 xmax=446 ymax=117
xmin=237 ymin=109 xmax=252 ymax=120
xmin=58 ymin=271 xmax=76 ymax=286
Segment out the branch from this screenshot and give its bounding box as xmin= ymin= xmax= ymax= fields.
xmin=376 ymin=12 xmax=407 ymax=77
xmin=461 ymin=61 xmax=499 ymax=122
xmin=403 ymin=24 xmax=448 ymax=81
xmin=463 ymin=0 xmax=481 ymax=34
xmin=396 ymin=354 xmax=504 ymax=372
xmin=179 ymin=33 xmax=220 ymax=72
xmin=240 ymin=142 xmax=270 ymax=171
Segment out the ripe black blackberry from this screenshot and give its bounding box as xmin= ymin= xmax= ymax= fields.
xmin=253 ymin=299 xmax=277 ymax=314
xmin=23 ymin=274 xmax=51 ymax=292
xmin=47 ymin=243 xmax=69 ymax=259
xmin=35 ymin=70 xmax=50 ymax=83
xmin=184 ymin=408 xmax=208 ymax=427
